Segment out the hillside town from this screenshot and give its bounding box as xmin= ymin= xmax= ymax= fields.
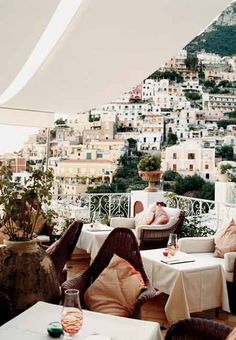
xmin=3 ymin=49 xmax=236 ymax=198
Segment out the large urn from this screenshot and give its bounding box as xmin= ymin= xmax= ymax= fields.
xmin=138 ymin=170 xmax=162 ymax=192
xmin=0 ymin=239 xmax=60 ymax=314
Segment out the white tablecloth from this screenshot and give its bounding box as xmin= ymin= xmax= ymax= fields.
xmin=141 ymin=249 xmax=230 ymax=323
xmin=0 ymin=301 xmax=162 ymax=340
xmin=76 ymin=224 xmax=112 ymax=260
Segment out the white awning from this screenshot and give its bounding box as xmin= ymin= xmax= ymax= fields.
xmin=0 ymin=0 xmax=232 ymax=126
xmin=0 ymin=0 xmax=60 ymax=94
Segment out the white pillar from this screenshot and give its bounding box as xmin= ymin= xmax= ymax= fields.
xmin=130 ymin=190 xmax=165 ymax=217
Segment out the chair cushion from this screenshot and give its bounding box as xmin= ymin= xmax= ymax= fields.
xmin=84 ymin=254 xmax=145 ymax=317
xmin=151 ymin=204 xmax=169 ymax=225
xmin=134 ymin=203 xmax=155 ymax=226
xmin=214 ymin=218 xmax=236 ymax=258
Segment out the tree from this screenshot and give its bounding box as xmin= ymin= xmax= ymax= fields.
xmin=185 ymin=92 xmax=201 ymax=101
xmin=55 ymin=118 xmax=67 ymax=126
xmin=167 ymin=133 xmax=178 ymax=146
xmin=185 ymin=54 xmax=198 ymax=70
xmin=162 ymin=170 xmax=181 ymax=181
xmin=148 ymin=70 xmax=183 ymax=83
xmin=216 ymin=145 xmax=234 ymax=161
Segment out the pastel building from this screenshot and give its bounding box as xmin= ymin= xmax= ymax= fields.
xmin=162 ymin=140 xmax=216 ymax=181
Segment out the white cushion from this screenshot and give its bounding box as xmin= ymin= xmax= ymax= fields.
xmin=135 ymin=216 xmax=179 ymax=240
xmin=110 ymin=217 xmax=135 ymax=229
xmin=162 ymin=207 xmax=181 ymax=219
xmin=36 ymin=235 xmax=50 ymax=243
xmin=224 ymin=252 xmax=236 ymax=272
xmin=178 ymin=237 xmax=215 ymax=253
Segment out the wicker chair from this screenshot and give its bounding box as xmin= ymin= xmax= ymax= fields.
xmin=165 ymin=318 xmax=232 ymax=340
xmin=139 ymin=210 xmax=185 ymax=249
xmin=46 ymin=220 xmax=83 ymax=284
xmin=61 ymin=227 xmax=157 ymax=319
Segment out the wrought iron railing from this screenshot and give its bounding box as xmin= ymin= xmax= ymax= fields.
xmin=50 ymin=192 xmax=236 ymax=232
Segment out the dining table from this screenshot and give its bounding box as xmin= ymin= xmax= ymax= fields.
xmin=0 ymin=301 xmax=163 ymax=340
xmin=76 ymin=223 xmax=112 ymax=260
xmin=141 ymin=248 xmax=230 ymax=323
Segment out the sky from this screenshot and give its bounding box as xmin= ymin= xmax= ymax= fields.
xmin=0 ymin=125 xmax=38 ymax=154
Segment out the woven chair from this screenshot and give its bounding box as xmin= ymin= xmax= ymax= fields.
xmin=61 ymin=227 xmax=157 ymax=319
xmin=46 ymin=220 xmax=83 ymax=284
xmin=165 ymin=318 xmax=232 ymax=340
xmin=0 ymin=291 xmax=13 ymax=325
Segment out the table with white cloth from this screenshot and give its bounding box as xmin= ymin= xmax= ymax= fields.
xmin=0 ymin=301 xmax=163 ymax=340
xmin=76 ymin=224 xmax=112 ymax=260
xmin=141 ymin=249 xmax=230 ymax=324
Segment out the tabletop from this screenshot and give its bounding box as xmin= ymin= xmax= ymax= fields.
xmin=0 ymin=301 xmax=163 ymax=340
xmin=76 ymin=224 xmax=112 ymax=260
xmin=141 ymin=248 xmax=230 ymax=323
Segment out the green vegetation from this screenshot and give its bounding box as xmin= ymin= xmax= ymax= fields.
xmin=87 ymin=155 xmax=146 ymax=193
xmin=164 ymin=173 xmax=215 ymax=201
xmin=148 ymin=70 xmax=183 ymax=83
xmin=216 ymin=145 xmax=234 ymax=160
xmin=187 ymin=25 xmax=236 ymax=57
xmin=138 ymin=155 xmax=161 ymax=171
xmin=167 ymin=132 xmax=178 ymax=146
xmin=217 ymin=120 xmax=236 ymax=130
xmin=179 ymin=216 xmax=215 ymax=238
xmin=184 ymin=54 xmax=198 ymax=70
xmin=184 ymin=92 xmax=201 ymax=101
xmin=220 ymin=163 xmax=234 ymax=174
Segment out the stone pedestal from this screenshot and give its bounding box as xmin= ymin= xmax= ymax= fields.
xmin=130 ymin=190 xmax=165 ymax=217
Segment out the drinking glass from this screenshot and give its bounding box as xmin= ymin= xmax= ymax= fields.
xmin=61 ymin=289 xmax=83 ymax=337
xmin=167 ymin=233 xmax=178 ymax=256
xmin=92 ymin=211 xmax=100 ymax=228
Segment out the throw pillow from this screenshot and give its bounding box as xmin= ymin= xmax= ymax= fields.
xmin=84 ymin=254 xmax=146 ymax=317
xmin=134 ymin=203 xmax=155 ymax=226
xmin=151 ymin=204 xmax=169 ymax=225
xmin=214 ymin=218 xmax=236 ymax=258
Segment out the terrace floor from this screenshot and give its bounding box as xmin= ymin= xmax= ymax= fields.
xmin=67 ymin=253 xmax=236 ymax=337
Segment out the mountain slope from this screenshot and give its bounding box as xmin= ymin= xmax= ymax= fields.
xmin=187 ymin=2 xmax=236 ymax=56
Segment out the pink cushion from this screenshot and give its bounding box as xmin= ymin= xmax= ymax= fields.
xmin=151 ymin=204 xmax=169 ymax=225
xmin=84 ymin=254 xmax=145 ymax=317
xmin=214 ymin=218 xmax=236 ymax=258
xmin=134 ymin=203 xmax=155 ymax=226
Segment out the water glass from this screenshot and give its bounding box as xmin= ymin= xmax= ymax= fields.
xmin=167 ymin=233 xmax=178 ymax=256
xmin=61 ymin=289 xmax=83 ymax=337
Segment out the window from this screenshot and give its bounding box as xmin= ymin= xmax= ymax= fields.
xmin=97 ymin=153 xmax=103 ymax=159
xmin=86 ymin=152 xmax=92 ymax=160
xmin=205 ymin=164 xmax=209 ymax=170
xmin=173 ymin=153 xmax=177 ymax=159
xmin=188 ymin=153 xmax=195 ymax=160
xmin=189 ymin=164 xmax=193 ymax=171
xmin=173 ymin=164 xmax=177 ymax=171
xmin=143 ymin=137 xmax=146 ymax=143
xmin=206 ymin=173 xmax=209 ymax=179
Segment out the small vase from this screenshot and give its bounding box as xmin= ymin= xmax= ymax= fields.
xmin=0 ymin=239 xmax=60 ymax=314
xmin=138 ymin=170 xmax=162 ymax=192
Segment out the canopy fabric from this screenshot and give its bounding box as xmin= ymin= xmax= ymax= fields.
xmin=0 ymin=0 xmax=232 ymax=127
xmin=0 ymin=0 xmax=60 ymax=95
xmin=0 ymin=107 xmax=54 ymax=128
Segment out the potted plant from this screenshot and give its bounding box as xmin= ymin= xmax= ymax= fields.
xmin=138 ymin=155 xmax=162 ymax=192
xmin=0 ymin=164 xmax=60 ymax=314
xmin=219 ymin=163 xmax=233 ymax=182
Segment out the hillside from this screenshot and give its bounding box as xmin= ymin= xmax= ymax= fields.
xmin=187 ymin=2 xmax=236 ymax=56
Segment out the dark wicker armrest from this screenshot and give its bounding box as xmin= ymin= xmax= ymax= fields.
xmin=165 ymin=318 xmax=232 ymax=340
xmin=132 ymin=283 xmax=157 ymax=318
xmin=61 ymin=271 xmax=90 ymax=307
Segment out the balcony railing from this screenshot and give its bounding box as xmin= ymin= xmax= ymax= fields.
xmin=50 ymin=192 xmax=236 ymax=231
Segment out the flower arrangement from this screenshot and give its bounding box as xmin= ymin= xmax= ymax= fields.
xmin=0 ymin=164 xmax=57 ymax=241
xmin=138 ymin=155 xmax=161 ymax=172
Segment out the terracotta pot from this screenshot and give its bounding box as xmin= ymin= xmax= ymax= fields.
xmin=218 ymin=173 xmax=229 ymax=182
xmin=138 ymin=170 xmax=162 ymax=192
xmin=0 ymin=239 xmax=60 ymax=314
